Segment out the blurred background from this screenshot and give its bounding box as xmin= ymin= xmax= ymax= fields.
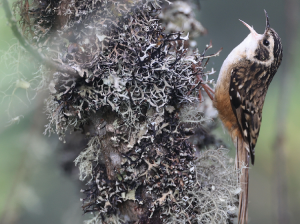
xmin=0 ymin=0 xmax=299 ymax=223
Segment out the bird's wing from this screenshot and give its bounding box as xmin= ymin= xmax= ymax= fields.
xmin=229 ymin=61 xmax=270 ymax=164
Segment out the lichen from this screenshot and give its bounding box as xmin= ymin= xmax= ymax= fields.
xmin=12 ymin=0 xmax=238 ymax=223
xmin=164 ymin=148 xmax=238 ymax=223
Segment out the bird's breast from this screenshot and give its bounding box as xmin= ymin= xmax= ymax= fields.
xmin=214 ymin=55 xmax=242 ymax=134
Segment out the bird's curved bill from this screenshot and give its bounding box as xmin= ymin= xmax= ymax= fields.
xmin=239 ymin=19 xmax=260 ymax=40
xmin=264 ymin=9 xmax=270 ymax=31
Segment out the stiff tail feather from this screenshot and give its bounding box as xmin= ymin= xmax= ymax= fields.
xmin=236 ymin=137 xmax=249 ymax=224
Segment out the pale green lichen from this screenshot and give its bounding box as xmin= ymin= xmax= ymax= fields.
xmin=74 ymin=136 xmax=101 ymax=181
xmin=163 ymin=148 xmax=238 ymax=223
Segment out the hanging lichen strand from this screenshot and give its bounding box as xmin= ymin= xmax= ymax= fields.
xmin=13 ymin=0 xmax=238 ymax=223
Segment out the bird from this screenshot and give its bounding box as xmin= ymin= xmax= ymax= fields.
xmin=213 ymin=10 xmax=283 ymax=224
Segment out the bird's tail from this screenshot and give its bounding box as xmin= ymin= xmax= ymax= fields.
xmin=236 ymin=137 xmax=249 ymax=224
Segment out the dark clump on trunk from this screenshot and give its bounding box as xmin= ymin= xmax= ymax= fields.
xmin=9 ymin=0 xmax=239 ymax=223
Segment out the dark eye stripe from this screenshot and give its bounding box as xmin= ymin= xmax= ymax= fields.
xmin=254 ymin=44 xmax=270 ymax=61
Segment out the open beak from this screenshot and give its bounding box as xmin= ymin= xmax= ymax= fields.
xmin=264 ymin=9 xmax=270 ymax=32
xmin=239 ymin=19 xmax=260 ymax=40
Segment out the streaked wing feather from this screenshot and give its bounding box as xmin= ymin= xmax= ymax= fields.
xmin=229 ymin=62 xmax=268 ymax=164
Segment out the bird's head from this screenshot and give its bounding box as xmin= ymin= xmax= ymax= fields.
xmin=238 ymin=10 xmax=283 ymax=70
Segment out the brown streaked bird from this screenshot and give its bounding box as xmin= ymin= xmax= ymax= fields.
xmin=213 ymin=10 xmax=283 ymax=224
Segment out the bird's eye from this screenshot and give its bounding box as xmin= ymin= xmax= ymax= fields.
xmin=263 ymin=39 xmax=270 ymax=46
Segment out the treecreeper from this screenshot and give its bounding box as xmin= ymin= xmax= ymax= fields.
xmin=213 ymin=10 xmax=283 ymax=224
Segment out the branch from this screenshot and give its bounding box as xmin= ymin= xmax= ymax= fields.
xmin=2 ymin=0 xmax=80 ymax=77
